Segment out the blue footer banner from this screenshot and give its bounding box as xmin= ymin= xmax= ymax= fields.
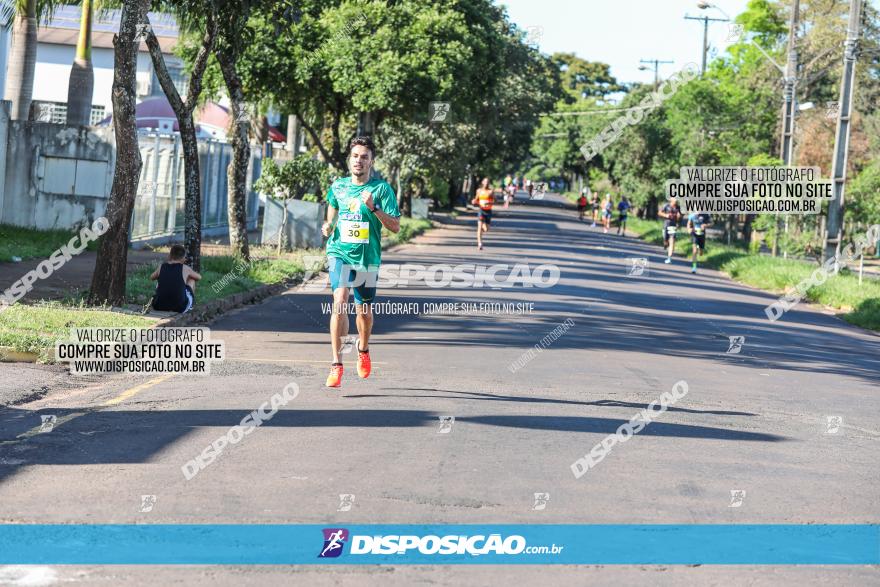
xmin=1 ymin=525 xmax=877 ymax=564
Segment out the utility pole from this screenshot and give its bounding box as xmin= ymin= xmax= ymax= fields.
xmin=823 ymin=0 xmax=863 ymax=262
xmin=685 ymin=14 xmax=729 ymax=75
xmin=639 ymin=59 xmax=673 ymax=89
xmin=772 ymin=0 xmax=800 ymax=257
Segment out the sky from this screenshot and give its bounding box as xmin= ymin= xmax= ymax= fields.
xmin=499 ymin=0 xmax=877 ymax=88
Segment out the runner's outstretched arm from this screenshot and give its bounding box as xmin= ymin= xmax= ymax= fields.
xmin=373 ymin=209 xmax=400 ymax=234
xmin=322 ymin=206 xmax=339 ymax=237
xmin=361 ymin=192 xmax=400 ymax=233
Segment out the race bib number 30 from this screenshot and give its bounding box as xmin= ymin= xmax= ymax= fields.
xmin=340 ymin=220 xmax=369 ymax=244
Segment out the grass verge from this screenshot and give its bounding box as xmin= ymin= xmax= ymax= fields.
xmin=0 ymin=224 xmax=99 ymax=263
xmin=626 ymin=217 xmax=880 ymax=332
xmin=0 ymin=302 xmax=154 ymax=356
xmin=384 ymin=216 xmax=433 ymax=247
xmin=126 ymin=247 xmax=321 ymax=306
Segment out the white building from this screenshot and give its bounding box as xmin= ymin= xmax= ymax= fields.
xmin=1 ymin=6 xmax=183 ymax=124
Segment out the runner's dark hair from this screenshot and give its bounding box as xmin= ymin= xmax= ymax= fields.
xmin=349 ymin=136 xmax=376 ymax=158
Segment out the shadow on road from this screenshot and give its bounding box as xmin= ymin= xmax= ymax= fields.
xmin=350 ymin=388 xmax=758 ymax=417
xmin=0 ymin=402 xmax=785 ymax=485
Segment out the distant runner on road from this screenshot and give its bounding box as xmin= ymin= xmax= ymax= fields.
xmin=602 ymin=193 xmax=613 ymax=233
xmin=505 ymin=181 xmax=516 ymax=208
xmin=659 ymin=197 xmax=683 ymax=264
xmin=321 ymin=136 xmax=401 ymax=388
xmin=590 ymin=192 xmax=600 ymax=227
xmin=472 ymin=177 xmax=495 ymax=250
xmin=617 ymin=196 xmax=631 ymax=236
xmin=577 ymin=191 xmax=588 ymax=222
xmin=687 ymin=211 xmax=713 ymax=274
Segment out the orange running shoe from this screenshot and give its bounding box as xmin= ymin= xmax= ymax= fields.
xmin=357 ymin=349 xmax=371 ymax=378
xmin=326 ymin=363 xmax=343 ymax=387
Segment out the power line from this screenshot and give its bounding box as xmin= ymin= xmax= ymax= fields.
xmin=542 ymin=104 xmax=658 ymax=116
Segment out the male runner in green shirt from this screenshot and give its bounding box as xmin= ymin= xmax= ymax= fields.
xmin=321 ymin=136 xmax=401 ymax=388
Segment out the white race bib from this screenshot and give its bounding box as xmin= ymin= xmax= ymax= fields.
xmin=340 ymin=220 xmax=369 ymax=244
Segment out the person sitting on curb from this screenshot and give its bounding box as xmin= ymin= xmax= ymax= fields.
xmin=149 ymin=244 xmax=200 ymax=313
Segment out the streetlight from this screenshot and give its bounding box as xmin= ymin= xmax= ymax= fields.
xmin=685 ymin=2 xmax=730 ymax=75
xmin=697 ymin=2 xmax=731 ymax=19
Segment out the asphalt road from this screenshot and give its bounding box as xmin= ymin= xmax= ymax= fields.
xmin=1 ymin=192 xmax=878 ymax=585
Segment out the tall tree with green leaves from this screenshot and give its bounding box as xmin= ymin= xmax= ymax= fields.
xmin=214 ymin=0 xmax=257 ymax=261
xmin=143 ymin=1 xmax=219 ymax=271
xmin=551 ymin=53 xmax=624 ymax=103
xmin=89 ymin=0 xmax=151 ymax=305
xmin=239 ymin=0 xmax=507 ymax=172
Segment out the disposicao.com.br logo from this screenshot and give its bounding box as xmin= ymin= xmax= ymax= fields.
xmin=317 ymin=528 xmax=563 ymax=558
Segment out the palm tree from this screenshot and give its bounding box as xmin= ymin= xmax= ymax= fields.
xmin=65 ymin=0 xmax=93 ymax=126
xmin=3 ymin=0 xmax=62 ymax=121
xmin=3 ymin=0 xmax=37 ymax=120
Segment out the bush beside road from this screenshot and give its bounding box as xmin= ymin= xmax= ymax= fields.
xmin=626 ymin=217 xmax=880 ymax=332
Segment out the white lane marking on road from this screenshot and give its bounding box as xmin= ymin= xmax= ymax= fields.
xmin=0 ymin=565 xmax=58 ymax=586
xmin=225 ymin=357 xmax=387 ymax=365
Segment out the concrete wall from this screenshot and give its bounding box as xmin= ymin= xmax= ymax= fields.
xmin=412 ymin=198 xmax=430 ymax=219
xmin=0 ymin=101 xmax=114 ymax=230
xmin=0 ymin=101 xmax=262 ymax=241
xmin=262 ymin=198 xmax=326 ymax=250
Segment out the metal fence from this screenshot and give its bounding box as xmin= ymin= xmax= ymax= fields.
xmin=131 ymin=132 xmax=262 ymax=242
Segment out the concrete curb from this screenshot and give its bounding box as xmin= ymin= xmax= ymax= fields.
xmin=154 ymin=276 xmax=305 ymax=328
xmin=0 ymin=346 xmax=43 ymax=363
xmin=0 ymin=276 xmax=308 ymax=363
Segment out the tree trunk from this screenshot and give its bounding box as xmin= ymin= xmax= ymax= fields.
xmin=4 ymin=0 xmax=37 ymax=121
xmin=646 ymin=194 xmax=658 ymax=220
xmin=401 ymin=173 xmax=413 ymax=217
xmin=144 ymin=13 xmax=216 ymax=272
xmin=250 ymin=104 xmax=268 ymax=146
xmin=743 ymin=214 xmax=755 ymax=245
xmin=277 ymin=199 xmax=288 ymax=254
xmin=179 ymin=118 xmax=204 ymax=270
xmin=66 ymin=0 xmax=94 ymax=126
xmin=216 ymin=48 xmax=251 ymax=261
xmin=88 ymin=0 xmax=150 ymax=305
xmin=445 ymin=174 xmax=458 ymax=210
xmin=286 ymin=114 xmax=301 ymax=153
